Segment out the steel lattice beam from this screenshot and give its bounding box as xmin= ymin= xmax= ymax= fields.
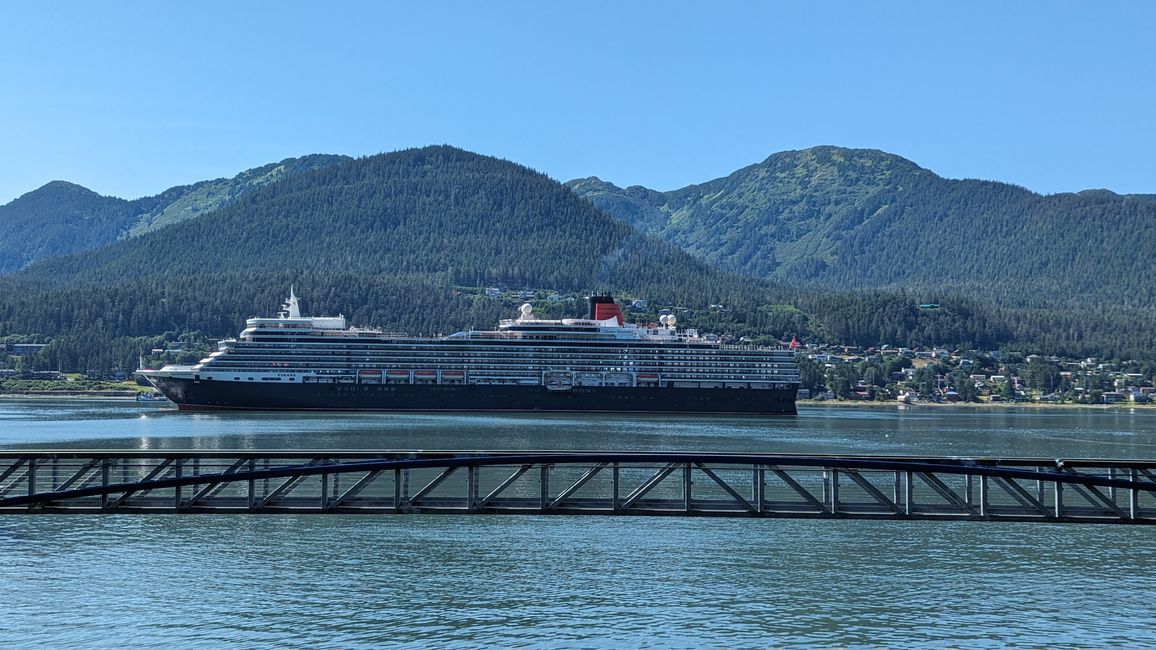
xmin=0 ymin=451 xmax=1153 ymax=524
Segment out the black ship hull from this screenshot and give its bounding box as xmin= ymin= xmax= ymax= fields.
xmin=148 ymin=377 xmax=798 ymax=415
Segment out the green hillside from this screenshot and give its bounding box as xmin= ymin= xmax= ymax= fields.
xmin=0 ymin=154 xmax=350 ymax=274
xmin=567 ymin=146 xmax=1156 ymax=308
xmin=125 ymin=154 xmax=350 ymax=236
xmin=0 ymin=181 xmax=134 ymax=273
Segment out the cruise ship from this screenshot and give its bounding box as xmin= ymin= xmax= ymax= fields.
xmin=139 ymin=290 xmax=799 ymax=414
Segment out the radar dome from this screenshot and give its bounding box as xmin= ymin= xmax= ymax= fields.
xmin=520 ymin=303 xmax=533 ymax=318
xmin=667 ymin=315 xmax=677 ymax=327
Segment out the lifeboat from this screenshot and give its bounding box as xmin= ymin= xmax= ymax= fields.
xmin=358 ymin=369 xmax=382 ymax=384
xmin=636 ymin=373 xmax=660 ymax=386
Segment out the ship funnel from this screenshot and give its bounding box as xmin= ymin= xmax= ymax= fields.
xmin=588 ymin=294 xmax=624 ymax=325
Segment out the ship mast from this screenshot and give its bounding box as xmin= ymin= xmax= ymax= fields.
xmin=280 ymin=286 xmax=302 ymax=319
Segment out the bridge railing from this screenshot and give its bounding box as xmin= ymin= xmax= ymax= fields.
xmin=1 ymin=451 xmax=1154 ymax=523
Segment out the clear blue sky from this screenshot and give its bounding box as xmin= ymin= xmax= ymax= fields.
xmin=2 ymin=1 xmax=1154 ymax=204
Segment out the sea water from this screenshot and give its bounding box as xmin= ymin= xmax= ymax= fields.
xmin=2 ymin=400 xmax=1155 ymax=647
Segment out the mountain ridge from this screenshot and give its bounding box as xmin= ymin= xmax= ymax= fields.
xmin=3 ymin=145 xmax=788 ymax=327
xmin=566 ymin=146 xmax=1154 ymax=307
xmin=0 ymin=154 xmax=351 ymax=274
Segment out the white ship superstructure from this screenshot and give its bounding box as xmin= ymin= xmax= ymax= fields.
xmin=140 ymin=290 xmax=799 ymax=414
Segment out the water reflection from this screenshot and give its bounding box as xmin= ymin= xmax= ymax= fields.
xmin=3 ymin=399 xmax=1156 ymax=460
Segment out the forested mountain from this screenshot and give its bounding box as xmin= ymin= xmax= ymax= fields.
xmin=124 ymin=154 xmax=350 ymax=236
xmin=0 ymin=147 xmax=779 ymax=345
xmin=10 ymin=147 xmax=746 ymax=297
xmin=0 ymin=181 xmax=135 ymax=273
xmin=3 ymin=144 xmax=1155 ymax=373
xmin=0 ymin=154 xmax=349 ymax=273
xmin=567 ymin=146 xmax=1156 ymax=308
xmin=0 ymin=146 xmax=1021 ymax=372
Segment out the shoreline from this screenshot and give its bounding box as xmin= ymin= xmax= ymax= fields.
xmin=0 ymin=391 xmax=144 ymax=399
xmin=800 ymin=399 xmax=1149 ymax=410
xmin=1 ymin=392 xmax=1148 ymax=411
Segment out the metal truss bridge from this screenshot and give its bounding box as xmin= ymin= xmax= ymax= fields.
xmin=1 ymin=451 xmax=1155 ymax=524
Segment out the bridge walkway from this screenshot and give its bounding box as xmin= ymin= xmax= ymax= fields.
xmin=1 ymin=451 xmax=1154 ymax=524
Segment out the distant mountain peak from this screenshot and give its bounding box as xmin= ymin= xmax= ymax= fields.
xmin=5 ymin=180 xmax=123 ymax=212
xmin=21 ymin=180 xmax=103 ymax=199
xmin=40 ymin=179 xmax=91 ymax=190
xmin=0 ymin=153 xmax=352 ymax=274
xmin=757 ymin=145 xmax=929 ymax=175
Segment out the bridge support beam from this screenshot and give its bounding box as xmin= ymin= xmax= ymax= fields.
xmin=0 ymin=451 xmax=1152 ymax=524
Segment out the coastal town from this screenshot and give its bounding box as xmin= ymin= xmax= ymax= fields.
xmin=795 ymin=343 xmax=1154 ymax=405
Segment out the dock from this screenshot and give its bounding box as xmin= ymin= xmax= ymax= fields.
xmin=1 ymin=451 xmax=1154 ymax=524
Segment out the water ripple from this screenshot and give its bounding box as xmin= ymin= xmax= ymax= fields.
xmin=3 ymin=516 xmax=1155 ymax=647
xmin=4 ymin=402 xmax=1156 ymax=646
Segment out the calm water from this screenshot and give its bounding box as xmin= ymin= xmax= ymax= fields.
xmin=3 ymin=399 xmax=1156 ymax=647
